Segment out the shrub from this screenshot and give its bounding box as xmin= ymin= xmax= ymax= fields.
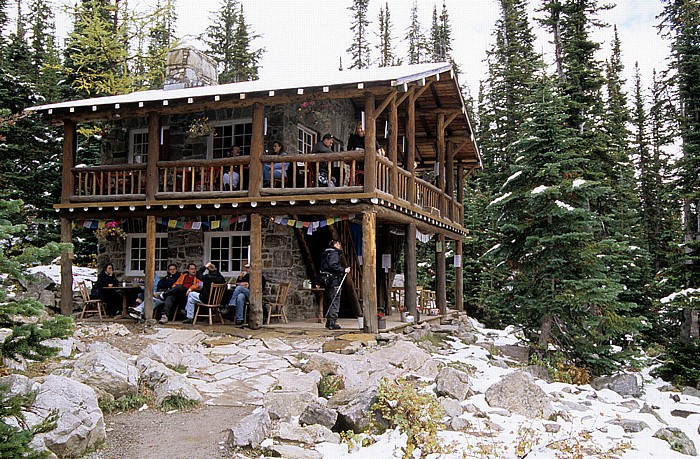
xmin=318 ymin=374 xmax=344 ymax=398
xmin=99 ymin=391 xmax=152 ymax=414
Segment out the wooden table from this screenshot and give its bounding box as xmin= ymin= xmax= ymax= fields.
xmin=301 ymin=286 xmax=326 ymax=323
xmin=104 ymin=284 xmax=142 ymax=318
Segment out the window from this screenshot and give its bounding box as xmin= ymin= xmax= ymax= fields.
xmin=204 ymin=231 xmax=250 ymax=277
xmin=210 ymin=119 xmax=253 ymax=159
xmin=297 ymin=124 xmax=316 ymax=154
xmin=126 ymin=233 xmax=168 ymax=276
xmin=129 ymin=129 xmax=149 ymax=163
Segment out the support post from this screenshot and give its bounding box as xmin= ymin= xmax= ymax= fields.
xmin=436 ymin=234 xmax=447 ymax=315
xmin=362 ymin=211 xmax=378 ymax=332
xmin=388 ymin=94 xmax=399 ymax=199
xmin=455 ymin=238 xmax=464 ymax=312
xmin=249 ymin=213 xmax=264 ymax=329
xmin=437 ymin=113 xmax=446 ymax=216
xmin=146 ymin=112 xmax=160 ymax=200
xmin=407 ymin=92 xmax=416 ymax=205
xmin=60 ymin=218 xmax=74 ymax=316
xmin=363 ymin=93 xmax=377 ymax=194
xmin=143 ymin=215 xmax=156 ymax=319
xmin=62 ymin=120 xmax=76 ymax=204
xmin=446 ymin=141 xmax=455 ymax=219
xmin=249 ymin=103 xmax=265 ymax=197
xmin=404 ymin=223 xmax=418 ymax=322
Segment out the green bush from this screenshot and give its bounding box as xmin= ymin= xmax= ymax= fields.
xmin=318 ymin=374 xmax=344 ymax=398
xmin=99 ymin=392 xmax=152 ymax=414
xmin=652 ymin=338 xmax=700 ymax=388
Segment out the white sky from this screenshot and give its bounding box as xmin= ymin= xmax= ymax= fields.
xmin=13 ymin=0 xmax=670 ymax=96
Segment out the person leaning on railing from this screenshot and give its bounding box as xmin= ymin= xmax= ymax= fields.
xmin=263 ymin=141 xmax=289 ymax=187
xmin=222 ymin=145 xmax=242 ymax=190
xmin=311 ymin=134 xmax=336 ymax=187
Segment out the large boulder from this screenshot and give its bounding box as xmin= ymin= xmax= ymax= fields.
xmin=70 ymin=348 xmax=139 ymax=398
xmin=264 ymin=390 xmax=318 ymax=422
xmin=136 ymin=357 xmax=181 ymax=387
xmin=276 ymin=369 xmax=322 ymax=396
xmin=300 ymin=402 xmax=338 ymax=429
xmin=485 ymin=371 xmax=555 ymax=420
xmin=436 ymin=366 xmax=471 ymax=401
xmin=153 ymin=375 xmax=203 ymax=406
xmin=653 ymin=427 xmax=697 ymax=456
xmin=590 ymin=373 xmax=641 ymax=398
xmin=327 ymin=386 xmax=378 ymax=433
xmin=0 ymin=374 xmax=40 ymax=397
xmin=32 ymin=375 xmax=105 ymax=458
xmin=227 ymin=407 xmax=271 ymax=448
xmin=138 ymin=342 xmax=184 ymax=369
xmin=275 ymin=421 xmax=341 ymax=444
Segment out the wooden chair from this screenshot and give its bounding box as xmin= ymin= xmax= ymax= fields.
xmin=266 ymin=281 xmax=290 ymax=325
xmin=192 ymin=283 xmax=227 ymax=325
xmin=77 ymin=280 xmax=106 ymax=321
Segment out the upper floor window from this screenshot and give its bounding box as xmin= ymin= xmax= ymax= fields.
xmin=210 ymin=119 xmax=253 ymax=159
xmin=297 ymin=124 xmax=316 ymax=154
xmin=129 ymin=129 xmax=149 ymax=164
xmin=204 ymin=231 xmax=250 ymax=277
xmin=126 ymin=233 xmax=168 ymax=276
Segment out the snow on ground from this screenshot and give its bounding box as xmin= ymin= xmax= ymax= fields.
xmin=28 ymin=264 xmax=96 ymax=291
xmin=317 ymin=318 xmax=700 ymax=458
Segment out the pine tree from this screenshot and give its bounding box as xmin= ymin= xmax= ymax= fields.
xmin=347 ymin=0 xmax=371 ymax=69
xmin=27 ymin=0 xmax=65 ymax=103
xmin=405 ymin=1 xmax=425 ymax=64
xmin=230 ymin=5 xmax=263 ymax=82
xmin=376 ymin=2 xmax=399 ymax=67
xmin=143 ymin=0 xmax=178 ymax=89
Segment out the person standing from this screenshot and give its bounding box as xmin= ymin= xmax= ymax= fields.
xmin=183 ymin=262 xmax=225 ymax=324
xmin=320 ymin=240 xmax=350 ymax=330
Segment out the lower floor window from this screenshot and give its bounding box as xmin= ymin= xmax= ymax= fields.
xmin=126 ymin=233 xmax=168 ymax=276
xmin=204 ymin=231 xmax=250 ymax=277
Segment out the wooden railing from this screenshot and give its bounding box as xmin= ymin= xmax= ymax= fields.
xmin=73 ymin=163 xmax=147 ymax=200
xmin=260 ymin=151 xmax=365 ymax=192
xmin=157 ymin=158 xmax=250 ymax=195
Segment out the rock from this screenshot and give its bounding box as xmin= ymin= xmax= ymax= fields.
xmin=270 ymin=444 xmax=323 ymax=459
xmin=277 ymin=369 xmax=321 ymax=396
xmin=136 ymin=357 xmax=181 ymax=387
xmin=619 ymin=400 xmax=641 ymax=410
xmin=276 ymin=421 xmax=340 ymax=444
xmin=495 ymin=345 xmax=530 ymax=364
xmin=558 ymin=400 xmax=590 ymax=412
xmin=485 ymin=371 xmax=555 ymax=420
xmin=327 ymin=386 xmax=378 ymax=432
xmin=440 ymin=397 xmax=463 ymax=419
xmin=436 ymin=366 xmax=471 ymax=401
xmin=264 ymin=390 xmax=318 ymax=422
xmin=653 ymin=427 xmax=697 ymax=456
xmin=153 ymin=375 xmax=203 ymax=406
xmin=41 ymin=338 xmax=74 ymax=358
xmin=180 ymin=352 xmax=212 ymax=371
xmin=300 ymin=402 xmax=338 ymax=429
xmin=609 ymin=418 xmax=649 ymax=433
xmin=672 ymin=410 xmax=700 ymax=418
xmin=138 ymin=342 xmax=184 ymax=368
xmin=32 ymin=375 xmax=105 ymax=458
xmin=524 ymin=365 xmax=551 ymax=382
xmin=19 ymin=271 xmax=56 ymax=297
xmin=449 ymin=416 xmax=472 ymax=431
xmin=0 ymin=374 xmax=40 ymax=397
xmin=683 ymin=386 xmax=700 ymax=399
xmin=372 ymin=340 xmax=439 ymax=380
xmin=70 ymin=349 xmax=139 ymax=398
xmin=545 ymin=423 xmax=561 ymax=433
xmin=590 ymin=374 xmax=641 ymax=398
xmin=640 ymin=403 xmax=667 ymax=425
xmin=490 ymin=359 xmax=509 ymax=369
xmin=227 ymin=407 xmax=271 ymax=447
xmin=3 ymin=355 xmax=27 ymax=372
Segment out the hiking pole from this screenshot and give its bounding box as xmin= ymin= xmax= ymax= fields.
xmin=325 ymin=272 xmax=348 ymax=318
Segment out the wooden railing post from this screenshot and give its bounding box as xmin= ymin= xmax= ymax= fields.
xmin=146 ymin=112 xmax=160 ymax=200
xmin=62 ymin=119 xmax=76 ymax=203
xmin=363 ymin=93 xmax=377 ymax=194
xmin=249 ymin=103 xmax=265 ymax=197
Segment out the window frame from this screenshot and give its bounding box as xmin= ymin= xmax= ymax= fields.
xmin=208 ymin=118 xmax=253 ymax=159
xmin=125 ymin=233 xmax=169 ymax=276
xmin=297 ymin=124 xmax=316 ymax=155
xmin=203 ymin=230 xmax=251 ymax=277
xmin=128 ymin=127 xmax=169 ymax=163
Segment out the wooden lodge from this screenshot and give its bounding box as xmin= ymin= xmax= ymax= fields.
xmin=28 ymin=49 xmax=481 ymax=332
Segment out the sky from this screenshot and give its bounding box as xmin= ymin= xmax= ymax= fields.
xmin=15 ymin=0 xmax=671 ymax=97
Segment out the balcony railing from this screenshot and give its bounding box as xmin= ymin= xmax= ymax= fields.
xmin=69 ymin=151 xmax=463 ymax=225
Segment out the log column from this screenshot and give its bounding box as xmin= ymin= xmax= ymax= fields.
xmin=362 ymin=211 xmax=378 ymax=332
xmin=146 ymin=112 xmax=160 ymax=200
xmin=62 ymin=120 xmax=76 ymax=204
xmin=249 ymin=213 xmax=264 ymax=329
xmin=60 ymin=218 xmax=74 ymax=316
xmin=436 ymin=234 xmax=447 ymax=315
xmin=388 ymin=95 xmax=399 ymax=199
xmin=404 ymin=223 xmax=418 ymax=322
xmin=407 ymin=93 xmax=416 ymax=206
xmin=249 ymin=103 xmax=264 ymax=197
xmin=437 ymin=113 xmax=446 ymax=216
xmin=363 ymin=93 xmax=377 ymax=194
xmin=456 ymin=165 xmax=465 ymax=312
xmin=143 ymin=215 xmax=156 ymax=319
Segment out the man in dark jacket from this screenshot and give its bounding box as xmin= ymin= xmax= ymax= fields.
xmin=320 ymin=239 xmax=350 ymax=330
xmin=183 ymin=262 xmax=225 ymax=324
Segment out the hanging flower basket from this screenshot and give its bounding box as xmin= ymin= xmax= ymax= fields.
xmin=96 ymin=221 xmax=127 ymax=241
xmin=296 ymin=100 xmax=329 ymax=113
xmin=187 ymin=117 xmax=215 ymax=139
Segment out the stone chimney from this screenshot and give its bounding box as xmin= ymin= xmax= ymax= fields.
xmin=164 ymin=46 xmax=218 ymax=90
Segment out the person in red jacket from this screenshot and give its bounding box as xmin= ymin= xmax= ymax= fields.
xmin=157 ymin=263 xmax=200 ymax=323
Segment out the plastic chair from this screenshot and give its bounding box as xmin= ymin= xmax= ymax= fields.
xmin=77 ymin=280 xmax=106 ymax=321
xmin=266 ymin=281 xmax=290 ymax=324
xmin=193 ymin=283 xmax=228 ymax=325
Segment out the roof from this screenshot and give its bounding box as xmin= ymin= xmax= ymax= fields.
xmin=27 ymin=63 xmax=481 ymax=166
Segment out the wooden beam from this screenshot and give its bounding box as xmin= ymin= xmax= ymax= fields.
xmin=375 ymin=92 xmax=395 ymax=117
xmin=143 ymin=215 xmax=156 ymax=319
xmin=249 ymin=213 xmax=263 ymax=329
xmin=455 ymin=238 xmax=464 ymax=312
xmin=388 ymin=95 xmax=399 ymax=199
xmin=362 ymin=211 xmax=378 ymax=332
xmin=413 ymin=79 xmax=434 ymax=100
xmin=146 ymin=112 xmax=160 ymax=200
xmin=396 ymin=87 xmax=413 ymax=106
xmin=446 ymin=141 xmax=455 ymax=219
xmin=60 ymin=218 xmax=73 ymax=316
xmin=404 ymin=223 xmax=418 ymax=322
xmin=458 ymin=165 xmax=465 ymax=223
xmin=436 ymin=234 xmax=447 ymax=315
xmin=437 ymin=113 xmax=446 ymax=216
xmin=363 ymin=92 xmax=377 ymax=194
xmin=407 ymin=91 xmax=416 ymax=205
xmin=62 ymin=120 xmax=75 ymax=204
xmin=249 ymin=103 xmax=264 ymax=197
xmin=445 ymin=112 xmax=460 ymax=128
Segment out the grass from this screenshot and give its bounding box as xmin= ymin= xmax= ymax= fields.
xmin=318 ymin=374 xmax=345 ymax=398
xmin=159 ymin=394 xmax=201 ymax=411
xmin=99 ymin=391 xmax=152 ymax=414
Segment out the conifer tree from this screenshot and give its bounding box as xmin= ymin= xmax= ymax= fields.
xmin=230 ymin=5 xmax=262 ymax=82
xmin=347 ymin=0 xmax=371 ymax=69
xmin=376 ymin=2 xmax=399 ymax=67
xmin=143 ymin=0 xmax=178 ymax=89
xmin=27 ymin=0 xmax=64 ymax=103
xmin=405 ymin=1 xmax=425 ymax=64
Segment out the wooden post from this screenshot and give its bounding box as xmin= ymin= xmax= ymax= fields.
xmin=407 ymin=93 xmax=416 ymax=205
xmin=249 ymin=103 xmax=265 ymax=197
xmin=146 ymin=112 xmax=160 ymax=200
xmin=455 ymin=238 xmax=464 ymax=312
xmin=249 ymin=213 xmax=264 ymax=329
xmin=446 ymin=141 xmax=455 ymax=220
xmin=437 ymin=113 xmax=446 ymax=216
xmin=362 ymin=211 xmax=378 ymax=332
xmin=62 ymin=120 xmax=76 ymax=204
xmin=363 ymin=93 xmax=377 ymax=194
xmin=60 ymin=218 xmax=74 ymax=316
xmin=388 ymin=94 xmax=399 ymax=199
xmin=436 ymin=234 xmax=447 ymax=315
xmin=458 ymin=165 xmax=465 ymax=223
xmin=404 ymin=223 xmax=418 ymax=322
xmin=143 ymin=215 xmax=156 ymax=319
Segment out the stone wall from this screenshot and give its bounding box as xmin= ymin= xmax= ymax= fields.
xmin=164 ymin=46 xmax=218 ymax=89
